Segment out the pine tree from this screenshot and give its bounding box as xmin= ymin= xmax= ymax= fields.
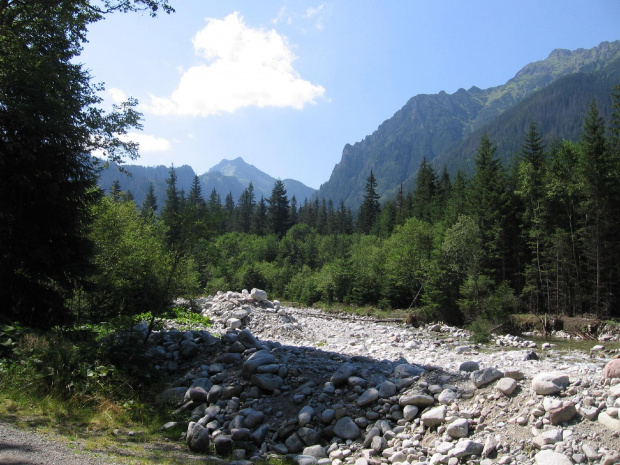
xmin=109 ymin=180 xmax=122 ymax=202
xmin=467 ymin=132 xmax=508 ymax=280
xmin=357 ymin=170 xmax=381 ymax=234
xmin=140 ymin=183 xmax=158 ymax=218
xmin=517 ymin=122 xmax=549 ymax=312
xmin=411 ymin=157 xmax=437 ymax=222
xmin=578 ymin=101 xmax=612 ymax=316
xmin=236 ymin=182 xmax=255 ymax=233
xmin=187 ymin=175 xmax=206 ymax=207
xmin=268 ymin=180 xmax=290 ymax=237
xmin=289 ymin=195 xmax=298 ymax=226
xmin=252 ymin=196 xmax=268 ymax=236
xmin=161 ymin=167 xmax=182 ymax=246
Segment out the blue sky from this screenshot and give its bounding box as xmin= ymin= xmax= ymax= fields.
xmin=81 ymin=1 xmax=620 ymax=189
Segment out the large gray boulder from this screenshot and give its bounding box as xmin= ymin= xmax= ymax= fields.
xmin=333 ymin=416 xmax=361 ymax=439
xmin=186 ymin=422 xmax=210 ymax=452
xmin=471 ymin=367 xmax=503 ymax=388
xmin=532 ymin=372 xmax=570 ymax=395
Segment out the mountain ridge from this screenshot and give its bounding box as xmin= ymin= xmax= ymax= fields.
xmin=316 ymin=40 xmax=620 ymax=208
xmin=98 ymin=157 xmax=316 ymax=210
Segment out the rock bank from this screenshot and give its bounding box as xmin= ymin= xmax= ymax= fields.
xmin=147 ymin=290 xmax=620 ymax=465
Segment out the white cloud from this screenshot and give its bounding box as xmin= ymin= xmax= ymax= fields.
xmin=144 ymin=12 xmax=325 ymax=117
xmin=119 ymin=132 xmax=172 ymax=153
xmin=304 ymin=4 xmax=328 ymax=30
xmin=109 ymin=87 xmax=128 ymax=104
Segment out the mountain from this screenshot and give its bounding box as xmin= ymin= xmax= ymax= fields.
xmin=203 ymin=157 xmax=316 ymax=202
xmin=98 ymin=157 xmax=316 ymax=209
xmin=316 ymin=41 xmax=620 ymax=208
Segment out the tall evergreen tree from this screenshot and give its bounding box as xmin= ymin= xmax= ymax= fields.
xmin=411 ymin=157 xmax=437 ymax=222
xmin=267 ymin=180 xmax=290 ymax=237
xmin=187 ymin=175 xmax=206 ymax=207
xmin=109 ymin=180 xmax=122 ymax=202
xmin=252 ymin=196 xmax=268 ymax=236
xmin=578 ymin=101 xmax=613 ymax=316
xmin=236 ymin=182 xmax=255 ymax=233
xmin=140 ymin=183 xmax=158 ymax=218
xmin=357 ymin=170 xmax=381 ymax=234
xmin=467 ymin=132 xmax=509 ymax=280
xmin=161 ymin=167 xmax=183 ymax=246
xmin=517 ymin=122 xmax=549 ymax=312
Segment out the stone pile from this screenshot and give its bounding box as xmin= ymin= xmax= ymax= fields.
xmin=145 ymin=289 xmax=620 ymax=465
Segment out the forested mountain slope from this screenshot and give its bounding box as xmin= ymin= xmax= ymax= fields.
xmin=316 ymin=41 xmax=620 ymax=208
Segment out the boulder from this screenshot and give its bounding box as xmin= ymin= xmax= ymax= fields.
xmin=459 ymin=361 xmax=480 ymax=373
xmin=251 ymin=373 xmax=284 ymax=391
xmin=446 ymin=418 xmax=469 ymax=438
xmin=532 ymin=372 xmax=570 ymax=395
xmin=495 ymin=377 xmax=518 ymax=395
xmin=599 ymin=411 xmax=620 ymax=432
xmin=333 ymin=416 xmax=361 ymax=439
xmin=452 ymin=439 xmax=483 ymax=458
xmin=603 ymin=359 xmax=620 ymax=379
xmin=548 ymin=402 xmax=577 ymax=425
xmin=471 ymin=367 xmax=503 ymax=388
xmin=421 ymin=405 xmax=447 ymax=428
xmin=298 ymin=406 xmax=315 ymax=427
xmin=534 ymin=450 xmax=572 ymax=465
xmin=250 ymin=288 xmax=268 ymax=301
xmin=242 ymin=350 xmax=276 ymax=376
xmin=330 ymin=364 xmax=357 ymax=386
xmin=377 ymin=380 xmax=397 ymax=398
xmin=237 ymin=328 xmax=261 ymax=349
xmin=393 ymin=363 xmax=424 ymax=378
xmin=357 ymin=388 xmax=379 ymax=406
xmin=399 ymin=393 xmax=435 ymax=407
xmin=403 ymin=404 xmax=419 ymax=421
xmin=302 ymin=445 xmax=327 ymax=458
xmin=213 ymin=434 xmax=233 ymax=455
xmin=186 ymin=422 xmax=210 ymax=453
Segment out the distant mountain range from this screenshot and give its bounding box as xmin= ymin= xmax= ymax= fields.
xmin=316 ymin=41 xmax=620 ymax=208
xmin=100 ymin=41 xmax=620 ymax=212
xmin=98 ymin=157 xmax=316 ymax=210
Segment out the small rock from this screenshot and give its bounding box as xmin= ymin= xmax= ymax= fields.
xmin=459 ymin=361 xmax=480 ymax=372
xmin=495 ymin=377 xmax=518 ymax=395
xmin=403 ymin=404 xmax=419 ymax=421
xmin=548 ymin=402 xmax=577 ymax=425
xmin=452 ymin=439 xmax=483 ymax=458
xmin=446 ymin=418 xmax=469 ymax=438
xmin=299 ymin=406 xmax=315 ymax=427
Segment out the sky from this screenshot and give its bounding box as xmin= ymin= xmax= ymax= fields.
xmin=80 ymin=1 xmax=620 ymax=189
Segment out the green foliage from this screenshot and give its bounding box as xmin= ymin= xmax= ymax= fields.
xmin=162 ymin=307 xmax=212 ymax=329
xmin=79 ymin=197 xmax=199 ymax=320
xmin=0 ymin=0 xmax=172 ymax=328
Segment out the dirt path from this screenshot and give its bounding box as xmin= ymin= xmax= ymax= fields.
xmin=0 ymin=421 xmax=121 ymax=465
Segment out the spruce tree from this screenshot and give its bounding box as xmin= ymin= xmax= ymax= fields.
xmin=140 ymin=183 xmax=158 ymax=218
xmin=411 ymin=157 xmax=437 ymax=222
xmin=161 ymin=167 xmax=182 ymax=246
xmin=467 ymin=132 xmax=508 ymax=280
xmin=357 ymin=170 xmax=381 ymax=234
xmin=267 ymin=180 xmax=290 ymax=237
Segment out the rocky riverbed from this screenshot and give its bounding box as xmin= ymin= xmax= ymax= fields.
xmin=144 ymin=290 xmax=620 ymax=465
